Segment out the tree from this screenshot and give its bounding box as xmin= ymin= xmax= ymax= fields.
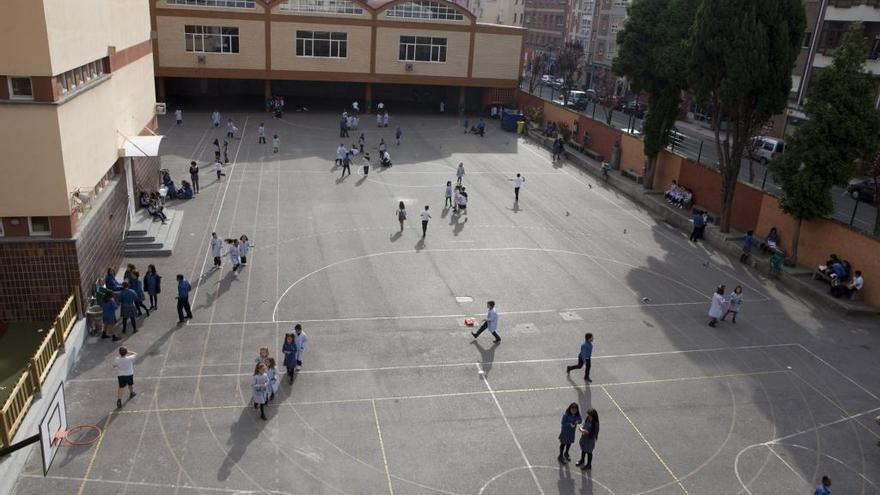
xmin=688 ymin=0 xmax=805 ymax=232
xmin=556 ymin=41 xmax=585 ymax=105
xmin=770 ymin=23 xmax=880 ymax=261
xmin=614 ymin=0 xmax=700 ymax=189
xmin=527 ymin=51 xmax=552 ymax=93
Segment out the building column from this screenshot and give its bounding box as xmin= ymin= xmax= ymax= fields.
xmin=458 ymin=86 xmax=466 ymax=113
xmin=264 ymin=79 xmax=272 ymax=100
xmin=156 ymin=77 xmax=166 ymax=102
xmin=365 ymin=83 xmax=372 ymax=113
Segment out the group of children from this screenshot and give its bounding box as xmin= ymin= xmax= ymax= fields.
xmin=101 ymin=264 xmax=162 ymax=342
xmin=664 ymin=181 xmax=694 ymax=209
xmin=209 ymin=232 xmax=252 ymax=274
xmin=251 ymin=325 xmax=308 ymax=420
xmin=707 ymin=284 xmax=745 ymax=327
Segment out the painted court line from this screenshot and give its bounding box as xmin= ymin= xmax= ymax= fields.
xmin=68 ymin=343 xmax=799 ymax=382
xmin=188 ymin=300 xmax=714 ymax=327
xmin=601 ymin=385 xmax=690 ymax=495
xmin=478 ymin=363 xmax=545 ymax=495
xmin=372 ymin=400 xmax=395 ymax=495
xmin=111 ymin=370 xmax=789 ymax=415
xmin=21 ymin=474 xmax=269 ymax=494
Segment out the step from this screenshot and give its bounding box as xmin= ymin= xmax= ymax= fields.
xmin=126 ymin=209 xmax=181 ymax=243
xmin=125 ymin=209 xmax=184 ymax=258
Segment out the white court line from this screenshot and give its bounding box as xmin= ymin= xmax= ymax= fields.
xmin=763 ymin=444 xmax=808 ymax=486
xmin=372 ymin=400 xmax=395 ymax=495
xmin=20 ymin=474 xmax=287 ymax=494
xmin=68 ymin=343 xmax=797 ymax=380
xmin=477 ymin=363 xmax=546 ymax=495
xmin=767 ymin=406 xmax=880 ymax=445
xmin=191 ymin=300 xmax=712 ymax=327
xmin=796 ymin=343 xmax=880 ymax=402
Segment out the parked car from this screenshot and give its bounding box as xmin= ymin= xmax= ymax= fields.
xmin=541 ymin=74 xmax=552 ymax=84
xmin=749 ymin=136 xmax=785 ymax=164
xmin=622 ymin=102 xmax=647 ymax=119
xmin=565 ymin=90 xmax=589 ymax=110
xmin=847 ymin=178 xmax=877 ymax=203
xmin=668 ymin=127 xmax=686 ymax=145
xmin=552 ymin=77 xmax=565 ymax=89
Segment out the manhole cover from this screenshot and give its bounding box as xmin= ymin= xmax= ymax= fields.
xmin=455 ymin=296 xmax=473 ymax=303
xmin=559 ymin=311 xmax=582 ymax=321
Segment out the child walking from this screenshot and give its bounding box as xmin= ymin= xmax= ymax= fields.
xmin=721 ymin=286 xmax=743 ymax=323
xmin=445 ymin=181 xmax=453 ymax=207
xmin=282 ymin=333 xmax=298 ymax=384
xmin=113 ymin=346 xmax=137 ymax=409
xmin=294 ymin=324 xmax=307 ymax=370
xmin=558 ymin=403 xmax=582 ymax=463
xmin=397 ymin=201 xmax=407 ymax=233
xmin=266 ymin=358 xmax=279 ymax=401
xmin=272 ymin=134 xmax=280 ymax=154
xmin=252 ymin=363 xmax=269 ymax=420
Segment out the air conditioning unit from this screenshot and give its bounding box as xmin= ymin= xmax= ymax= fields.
xmin=155 ymin=102 xmax=167 ymax=115
xmin=405 ymin=63 xmax=414 ymax=72
xmin=197 ymin=55 xmax=206 ymax=64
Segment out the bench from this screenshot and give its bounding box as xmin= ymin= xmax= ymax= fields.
xmin=813 ymin=270 xmax=833 ymax=284
xmin=582 ymin=148 xmax=604 ymax=162
xmin=621 ymin=169 xmax=644 ymax=184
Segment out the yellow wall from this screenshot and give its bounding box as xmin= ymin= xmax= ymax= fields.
xmin=374 ymin=27 xmax=469 ymax=77
xmin=472 ymin=33 xmax=520 ymax=80
xmin=271 ymin=22 xmax=372 ymax=73
xmin=109 ymin=0 xmax=153 ymax=53
xmin=157 ymin=16 xmax=266 ymax=70
xmin=0 ymin=106 xmax=68 ymax=216
xmin=0 ymin=0 xmax=52 ymax=75
xmin=42 ymin=0 xmax=114 ymax=74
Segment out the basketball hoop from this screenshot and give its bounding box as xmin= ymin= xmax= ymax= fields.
xmin=58 ymin=425 xmax=102 ymax=446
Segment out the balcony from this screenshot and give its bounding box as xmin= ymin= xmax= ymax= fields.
xmin=813 ymin=52 xmax=880 ymax=74
xmin=824 ymin=3 xmax=880 ymax=22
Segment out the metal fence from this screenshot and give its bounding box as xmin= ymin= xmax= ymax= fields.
xmin=520 ymin=81 xmax=879 ymax=235
xmin=0 ymin=290 xmax=81 ymax=447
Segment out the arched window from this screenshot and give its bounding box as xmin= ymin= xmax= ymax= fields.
xmin=279 ymin=0 xmax=364 ymax=15
xmin=385 ymin=1 xmax=464 ymax=21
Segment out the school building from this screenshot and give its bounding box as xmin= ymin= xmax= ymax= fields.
xmin=0 ymin=0 xmax=160 ymax=320
xmin=151 ymin=0 xmax=527 ymax=110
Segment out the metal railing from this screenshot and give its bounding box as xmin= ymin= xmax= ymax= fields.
xmin=0 ymin=289 xmax=81 ymax=447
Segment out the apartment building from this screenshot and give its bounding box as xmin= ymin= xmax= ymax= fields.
xmin=0 ymin=0 xmax=159 ymax=320
xmin=586 ymin=0 xmax=628 ymax=95
xmin=152 ymin=0 xmax=525 ymax=110
xmin=523 ymin=0 xmax=569 ymax=56
xmin=470 ymin=0 xmax=525 ymax=26
xmin=570 ymin=0 xmax=594 ymax=53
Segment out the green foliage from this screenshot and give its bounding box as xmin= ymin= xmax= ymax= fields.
xmin=556 ymin=41 xmax=585 ymax=103
xmin=688 ymin=0 xmax=805 ymax=231
xmin=772 ymin=23 xmax=880 ymax=222
xmin=614 ymin=0 xmax=699 ymax=188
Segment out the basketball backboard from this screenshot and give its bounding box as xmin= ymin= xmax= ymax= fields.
xmin=38 ymin=381 xmax=67 ymax=475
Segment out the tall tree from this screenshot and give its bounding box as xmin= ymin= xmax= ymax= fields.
xmin=527 ymin=51 xmax=552 ymax=93
xmin=614 ymin=0 xmax=699 ymax=189
xmin=688 ymin=0 xmax=805 ymax=232
xmin=771 ymin=23 xmax=880 ymax=261
xmin=556 ymin=41 xmax=585 ymax=105
xmin=869 ymin=152 xmax=880 ymax=237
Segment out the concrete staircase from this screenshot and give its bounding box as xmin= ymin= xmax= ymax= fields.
xmin=125 ymin=208 xmax=184 ymax=257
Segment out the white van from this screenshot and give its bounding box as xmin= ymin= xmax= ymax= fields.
xmin=750 ymin=136 xmax=785 ymax=164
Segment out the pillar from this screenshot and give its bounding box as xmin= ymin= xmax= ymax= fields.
xmin=264 ymin=79 xmax=272 ymax=100
xmin=458 ymin=86 xmax=466 ymax=114
xmin=156 ymin=76 xmax=166 ymax=102
xmin=365 ymin=83 xmax=373 ymax=113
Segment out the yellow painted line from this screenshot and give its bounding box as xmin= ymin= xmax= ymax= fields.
xmin=602 ymin=385 xmax=689 ymax=495
xmin=113 ymin=370 xmax=787 ymax=415
xmin=76 ymin=416 xmax=111 ymax=495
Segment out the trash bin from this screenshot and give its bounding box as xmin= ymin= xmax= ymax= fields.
xmin=86 ymin=305 xmax=103 ymax=336
xmin=516 ymin=120 xmax=525 ymax=134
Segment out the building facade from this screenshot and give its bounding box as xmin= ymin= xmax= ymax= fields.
xmin=0 ymin=0 xmax=159 ymax=320
xmin=523 ymin=0 xmax=569 ymax=57
xmin=152 ymin=0 xmax=525 ymax=110
xmin=585 ymin=0 xmax=628 ymax=96
xmin=470 ymin=0 xmax=524 ymax=26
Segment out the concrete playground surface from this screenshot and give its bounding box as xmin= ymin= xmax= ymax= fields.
xmin=10 ymin=110 xmax=880 ymax=495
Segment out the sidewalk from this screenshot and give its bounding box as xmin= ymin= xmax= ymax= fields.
xmin=674 ymin=119 xmax=718 ymax=142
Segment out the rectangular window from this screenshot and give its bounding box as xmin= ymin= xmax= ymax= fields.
xmin=168 ymin=0 xmax=255 ymax=8
xmin=280 ymin=0 xmax=363 ymax=15
xmin=386 ymin=1 xmax=463 ymax=21
xmin=398 ymin=36 xmax=446 ymax=62
xmin=295 ymin=30 xmax=348 ymax=57
xmin=8 ymin=77 xmax=33 ymax=99
xmin=185 ymin=25 xmax=240 ymax=53
xmin=28 ymin=217 xmax=51 ymax=236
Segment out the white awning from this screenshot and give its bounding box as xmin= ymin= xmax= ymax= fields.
xmin=119 ymin=135 xmax=164 ymax=157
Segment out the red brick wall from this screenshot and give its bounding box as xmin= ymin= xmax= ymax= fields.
xmin=0 ymin=240 xmax=79 ymax=321
xmin=675 ymin=157 xmax=763 ymax=233
xmin=74 ymin=178 xmax=128 ymax=309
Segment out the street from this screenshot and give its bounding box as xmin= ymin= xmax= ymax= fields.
xmin=522 ymin=81 xmax=878 ymax=233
